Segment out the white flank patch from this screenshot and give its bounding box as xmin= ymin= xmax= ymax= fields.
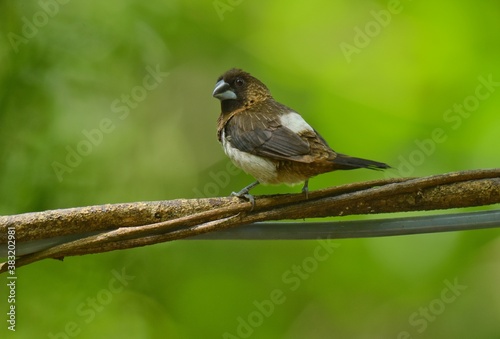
xmin=221 ymin=130 xmax=277 ymax=184
xmin=279 ymin=112 xmax=314 ymax=134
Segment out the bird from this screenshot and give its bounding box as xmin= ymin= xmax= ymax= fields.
xmin=212 ymin=68 xmax=390 ymax=206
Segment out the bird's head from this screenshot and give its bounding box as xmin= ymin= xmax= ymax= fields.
xmin=212 ymin=68 xmax=271 ymax=108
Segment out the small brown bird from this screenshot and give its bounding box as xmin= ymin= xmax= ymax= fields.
xmin=213 ymin=68 xmax=390 ymax=205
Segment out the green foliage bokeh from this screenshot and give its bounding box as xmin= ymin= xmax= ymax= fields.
xmin=1 ymin=0 xmax=499 ymax=338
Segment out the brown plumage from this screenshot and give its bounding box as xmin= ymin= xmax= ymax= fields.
xmin=213 ymin=68 xmax=390 ymax=203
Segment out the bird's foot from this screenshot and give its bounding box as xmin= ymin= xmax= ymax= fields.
xmin=231 ymin=191 xmax=255 ymax=210
xmin=231 ymin=181 xmax=259 ymax=211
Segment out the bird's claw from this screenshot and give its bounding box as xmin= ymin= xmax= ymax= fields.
xmin=231 ymin=191 xmax=255 ymax=211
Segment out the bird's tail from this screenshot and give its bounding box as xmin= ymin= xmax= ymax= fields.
xmin=332 ymin=153 xmax=391 ymax=171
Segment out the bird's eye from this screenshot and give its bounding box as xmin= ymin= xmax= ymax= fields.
xmin=235 ymin=78 xmax=245 ymax=87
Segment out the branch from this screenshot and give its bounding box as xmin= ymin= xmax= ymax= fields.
xmin=1 ymin=169 xmax=499 ymax=273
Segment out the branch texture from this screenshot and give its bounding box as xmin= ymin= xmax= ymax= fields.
xmin=1 ymin=169 xmax=499 ymax=272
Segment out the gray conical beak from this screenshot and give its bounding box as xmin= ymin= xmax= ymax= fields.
xmin=213 ymin=80 xmax=237 ymax=100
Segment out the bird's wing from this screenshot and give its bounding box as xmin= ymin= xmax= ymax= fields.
xmin=224 ymin=110 xmax=317 ymax=163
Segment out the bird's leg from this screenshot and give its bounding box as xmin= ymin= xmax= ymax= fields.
xmin=231 ymin=181 xmax=260 ymax=209
xmin=301 ymin=179 xmax=309 ymax=199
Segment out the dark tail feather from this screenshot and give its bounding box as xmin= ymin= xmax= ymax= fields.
xmin=332 ymin=153 xmax=391 ymax=171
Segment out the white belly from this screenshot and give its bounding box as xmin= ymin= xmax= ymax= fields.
xmin=221 ymin=130 xmax=278 ymax=184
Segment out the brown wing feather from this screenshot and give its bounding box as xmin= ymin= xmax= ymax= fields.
xmin=224 ymin=108 xmax=318 ymax=163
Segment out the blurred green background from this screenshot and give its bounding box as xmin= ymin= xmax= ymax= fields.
xmin=1 ymin=0 xmax=500 ymax=338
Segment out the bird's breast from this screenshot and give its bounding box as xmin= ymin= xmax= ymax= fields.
xmin=221 ymin=129 xmax=279 ymax=184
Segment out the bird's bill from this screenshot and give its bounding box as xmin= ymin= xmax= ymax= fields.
xmin=213 ymin=80 xmax=237 ymax=100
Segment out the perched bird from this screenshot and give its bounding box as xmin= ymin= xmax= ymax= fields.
xmin=212 ymin=68 xmax=390 ymax=205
